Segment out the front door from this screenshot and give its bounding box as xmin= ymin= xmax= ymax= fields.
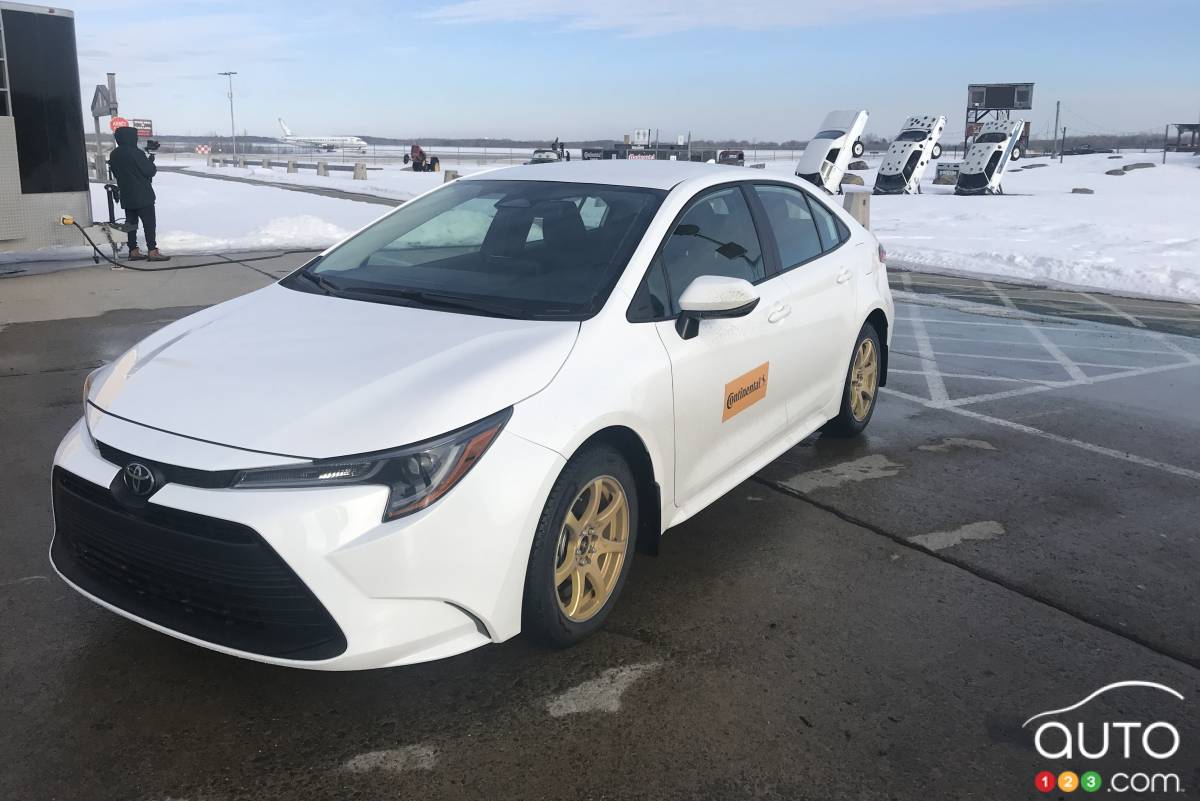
xmin=650 ymin=185 xmax=793 ymax=508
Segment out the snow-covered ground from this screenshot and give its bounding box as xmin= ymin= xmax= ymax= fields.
xmin=180 ymin=161 xmax=492 ymax=203
xmin=761 ymin=151 xmax=1200 ymax=302
xmin=104 ymin=172 xmax=388 ymax=254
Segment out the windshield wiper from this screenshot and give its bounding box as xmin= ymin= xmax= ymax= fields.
xmin=364 ymin=288 xmax=530 ymax=319
xmin=294 ymin=270 xmax=342 ymax=295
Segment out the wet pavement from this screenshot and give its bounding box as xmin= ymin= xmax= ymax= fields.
xmin=2 ymin=257 xmax=1199 ymax=800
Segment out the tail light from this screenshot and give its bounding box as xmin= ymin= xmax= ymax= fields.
xmin=877 ymin=243 xmax=887 ymax=266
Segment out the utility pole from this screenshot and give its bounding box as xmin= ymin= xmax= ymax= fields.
xmin=1060 ymin=127 xmax=1066 ymax=164
xmin=218 ymin=71 xmax=238 ymax=156
xmin=1052 ymin=100 xmax=1060 ymax=156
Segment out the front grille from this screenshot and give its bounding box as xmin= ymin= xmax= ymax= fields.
xmin=51 ymin=467 xmax=347 ymax=661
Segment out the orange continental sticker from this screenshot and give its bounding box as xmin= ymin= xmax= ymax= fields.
xmin=722 ymin=362 xmax=769 ymax=421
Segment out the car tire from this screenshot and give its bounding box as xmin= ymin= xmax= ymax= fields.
xmin=522 ymin=444 xmax=638 ymax=647
xmin=852 ymin=140 xmax=865 ymax=158
xmin=931 ymin=143 xmax=942 ymax=160
xmin=823 ymin=322 xmax=882 ymax=438
xmin=1010 ymin=147 xmax=1021 ymax=161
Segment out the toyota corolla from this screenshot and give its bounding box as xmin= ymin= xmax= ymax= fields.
xmin=51 ymin=160 xmax=894 ymax=670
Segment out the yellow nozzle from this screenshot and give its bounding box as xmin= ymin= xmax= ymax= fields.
xmin=60 ymin=215 xmax=75 ymax=226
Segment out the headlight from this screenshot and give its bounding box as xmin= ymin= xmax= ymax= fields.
xmin=231 ymin=408 xmax=512 ymax=521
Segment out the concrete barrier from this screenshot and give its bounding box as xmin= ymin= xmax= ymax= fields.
xmin=287 ymin=160 xmax=298 ymax=174
xmin=842 ymin=189 xmax=870 ymax=229
xmin=353 ymin=162 xmax=367 ymax=180
xmin=317 ymin=160 xmax=328 ymax=177
xmin=235 ymin=157 xmax=246 ymax=168
xmin=261 ymin=158 xmax=271 ymax=169
xmin=444 ymin=170 xmax=460 ymax=182
xmin=208 ymin=156 xmax=218 ymax=168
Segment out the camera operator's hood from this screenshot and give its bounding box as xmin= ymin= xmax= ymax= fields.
xmin=113 ymin=126 xmax=138 ymax=146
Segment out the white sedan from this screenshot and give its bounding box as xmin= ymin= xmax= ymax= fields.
xmin=51 ymin=161 xmax=894 ymax=670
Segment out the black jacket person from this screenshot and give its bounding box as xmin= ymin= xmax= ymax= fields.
xmin=107 ymin=126 xmax=167 ymax=260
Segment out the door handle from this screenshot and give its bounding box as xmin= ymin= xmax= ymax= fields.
xmin=767 ymin=304 xmax=791 ymax=323
xmin=836 ymin=269 xmax=852 ymax=284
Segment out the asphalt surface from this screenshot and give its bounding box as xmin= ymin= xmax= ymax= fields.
xmin=2 ymin=256 xmax=1199 ymax=801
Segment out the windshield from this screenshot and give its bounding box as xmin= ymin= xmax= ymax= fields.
xmin=975 ymin=132 xmax=1008 ymax=144
xmin=814 ymin=129 xmax=845 ymax=140
xmin=289 ymin=180 xmax=665 ymax=320
xmin=895 ymin=129 xmax=928 ymax=142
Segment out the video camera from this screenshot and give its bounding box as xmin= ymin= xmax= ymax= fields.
xmin=144 ymin=138 xmax=160 ymax=160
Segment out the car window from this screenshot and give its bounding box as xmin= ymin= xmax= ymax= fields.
xmin=895 ymin=129 xmax=928 ymax=142
xmin=297 ymin=180 xmax=665 ymax=320
xmin=815 ymin=129 xmax=845 ymax=139
xmin=658 ymin=186 xmax=765 ymax=312
xmin=975 ymin=132 xmax=1007 ymax=144
xmin=805 ymin=194 xmax=849 ymax=252
xmin=627 ymin=257 xmax=672 ymax=321
xmin=752 ymin=185 xmax=823 ymax=271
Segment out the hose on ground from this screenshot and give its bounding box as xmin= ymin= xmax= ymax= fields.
xmin=69 ymin=221 xmax=320 ymax=272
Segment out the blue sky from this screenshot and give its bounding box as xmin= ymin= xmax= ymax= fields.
xmin=67 ymin=0 xmax=1200 ymax=141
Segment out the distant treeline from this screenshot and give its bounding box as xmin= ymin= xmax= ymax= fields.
xmin=1026 ymin=132 xmax=1171 ymax=151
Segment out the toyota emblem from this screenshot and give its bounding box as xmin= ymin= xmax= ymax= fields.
xmin=122 ymin=462 xmax=156 ymax=497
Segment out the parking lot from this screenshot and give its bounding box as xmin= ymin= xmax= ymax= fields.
xmin=2 ymin=257 xmax=1198 ymax=800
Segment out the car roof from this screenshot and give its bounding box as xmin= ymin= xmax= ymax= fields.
xmin=462 ymin=159 xmax=764 ymax=191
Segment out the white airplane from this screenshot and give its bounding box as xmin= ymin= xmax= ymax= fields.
xmin=277 ymin=118 xmax=368 ymax=152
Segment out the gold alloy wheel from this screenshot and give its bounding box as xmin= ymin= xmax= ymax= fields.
xmin=554 ymin=476 xmax=630 ymax=623
xmin=850 ymin=338 xmax=878 ymax=421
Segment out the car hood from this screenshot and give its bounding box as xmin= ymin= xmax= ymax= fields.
xmin=88 ymin=284 xmax=580 ymax=459
xmin=879 ymin=140 xmax=923 ymax=172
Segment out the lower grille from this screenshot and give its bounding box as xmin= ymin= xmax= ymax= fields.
xmin=51 ymin=467 xmax=347 ymax=660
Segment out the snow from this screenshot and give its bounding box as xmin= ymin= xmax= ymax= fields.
xmin=180 ymin=161 xmax=493 ymax=203
xmin=92 ymin=172 xmax=389 ymax=256
xmin=761 ymin=151 xmax=1200 ymax=302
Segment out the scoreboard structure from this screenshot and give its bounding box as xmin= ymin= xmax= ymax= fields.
xmin=964 ymin=82 xmax=1034 ymax=152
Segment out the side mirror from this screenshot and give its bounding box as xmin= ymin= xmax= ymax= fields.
xmin=675 ymin=275 xmax=760 ymax=340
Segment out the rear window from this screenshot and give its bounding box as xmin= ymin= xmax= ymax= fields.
xmin=975 ymin=132 xmax=1007 ymax=144
xmin=753 ymin=185 xmax=823 ymax=271
xmin=814 ymin=129 xmax=845 ymax=140
xmin=296 ymin=180 xmax=665 ymax=320
xmin=895 ymin=129 xmax=928 ymax=142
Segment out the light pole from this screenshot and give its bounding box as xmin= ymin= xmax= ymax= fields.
xmin=218 ymin=71 xmax=238 ymax=156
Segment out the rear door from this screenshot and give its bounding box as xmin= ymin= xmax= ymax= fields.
xmin=751 ymin=183 xmax=858 ymax=425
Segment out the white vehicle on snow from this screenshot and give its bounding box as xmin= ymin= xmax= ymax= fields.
xmin=955 ymin=119 xmax=1025 ymax=195
xmin=874 ymin=115 xmax=946 ymax=195
xmin=795 ymin=109 xmax=869 ymax=194
xmin=53 ymin=161 xmax=893 ymax=670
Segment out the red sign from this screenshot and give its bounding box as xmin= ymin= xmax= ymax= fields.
xmin=109 ymin=117 xmax=129 ymax=132
xmin=195 ymin=145 xmax=211 ymax=155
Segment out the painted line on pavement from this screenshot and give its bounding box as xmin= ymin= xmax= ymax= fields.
xmin=882 ymin=387 xmax=1200 ymax=481
xmin=984 ymin=281 xmax=1088 ymax=381
xmin=900 ymin=274 xmax=948 ymax=403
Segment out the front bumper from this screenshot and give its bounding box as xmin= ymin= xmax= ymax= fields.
xmin=50 ymin=415 xmax=564 ymax=670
